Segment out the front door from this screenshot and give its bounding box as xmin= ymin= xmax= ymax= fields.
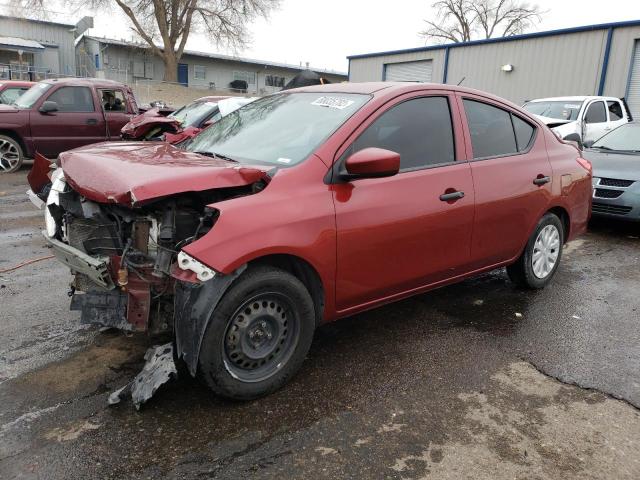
xmin=459 ymin=95 xmax=552 ymax=267
xmin=332 ymin=94 xmax=475 ymax=312
xmin=583 ymin=100 xmax=609 ymax=143
xmin=177 ymin=64 xmax=189 ymax=86
xmin=30 ymin=85 xmax=106 ymax=157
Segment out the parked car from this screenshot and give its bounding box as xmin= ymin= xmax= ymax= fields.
xmin=582 ymin=122 xmax=640 ymax=221
xmin=28 ymin=82 xmax=592 ymax=401
xmin=0 ymin=80 xmax=34 ymax=105
xmin=523 ymin=96 xmax=631 ymax=144
xmin=121 ymin=96 xmax=256 ymax=144
xmin=0 ymin=77 xmax=138 ymax=173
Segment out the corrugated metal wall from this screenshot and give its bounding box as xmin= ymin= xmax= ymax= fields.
xmin=0 ymin=17 xmax=76 ymax=75
xmin=349 ymin=25 xmax=640 ymax=106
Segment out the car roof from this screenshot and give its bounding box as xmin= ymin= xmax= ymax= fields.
xmin=526 ymin=96 xmax=620 ymax=103
xmin=40 ymin=77 xmax=129 ymax=88
xmin=194 ymin=96 xmax=232 ymax=103
xmin=0 ymin=80 xmax=35 ymax=87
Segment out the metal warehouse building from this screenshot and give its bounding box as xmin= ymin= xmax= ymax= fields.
xmin=348 ymin=20 xmax=640 ymax=118
xmin=0 ymin=15 xmax=92 ymax=79
xmin=76 ymin=36 xmax=347 ymax=94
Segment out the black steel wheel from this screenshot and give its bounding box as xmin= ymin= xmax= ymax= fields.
xmin=223 ymin=292 xmax=300 ymax=383
xmin=198 ymin=265 xmax=316 ymax=400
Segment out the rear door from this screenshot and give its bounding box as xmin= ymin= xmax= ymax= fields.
xmin=97 ymin=88 xmax=135 ymax=140
xmin=458 ymin=95 xmax=552 ymax=268
xmin=30 ymin=85 xmax=106 ymax=156
xmin=332 ymin=92 xmax=475 ymax=312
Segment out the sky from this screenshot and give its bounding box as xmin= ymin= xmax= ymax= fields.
xmin=3 ymin=0 xmax=640 ymax=73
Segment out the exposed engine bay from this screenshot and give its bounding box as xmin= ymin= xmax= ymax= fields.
xmin=38 ymin=168 xmax=265 ymax=334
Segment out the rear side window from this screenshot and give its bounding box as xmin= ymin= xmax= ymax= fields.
xmin=47 ymin=86 xmax=95 ymax=112
xmin=347 ymin=96 xmax=456 ymax=170
xmin=607 ymin=100 xmax=623 ymax=121
xmin=512 ymin=115 xmax=535 ymax=151
xmin=585 ymin=101 xmax=606 ymax=124
xmin=463 ymin=100 xmax=536 ymax=158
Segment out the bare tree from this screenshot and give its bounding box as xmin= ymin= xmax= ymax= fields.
xmin=420 ymin=0 xmax=543 ymax=43
xmin=11 ymin=0 xmax=280 ymax=82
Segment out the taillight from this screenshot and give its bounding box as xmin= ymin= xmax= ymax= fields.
xmin=576 ymin=157 xmax=592 ymax=174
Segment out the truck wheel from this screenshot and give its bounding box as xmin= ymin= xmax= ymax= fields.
xmin=0 ymin=135 xmax=24 ymax=173
xmin=198 ymin=265 xmax=315 ymax=400
xmin=507 ymin=213 xmax=564 ymax=289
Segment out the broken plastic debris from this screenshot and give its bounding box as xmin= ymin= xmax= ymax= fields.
xmin=572 ymin=315 xmax=581 ymax=319
xmin=473 ymin=299 xmax=484 ymax=306
xmin=108 ymin=343 xmax=177 ymax=410
xmin=515 ymin=312 xmax=523 ymax=318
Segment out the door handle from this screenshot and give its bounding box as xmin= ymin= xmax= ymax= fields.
xmin=86 ymin=118 xmax=98 ymax=125
xmin=439 ymin=190 xmax=465 ymax=202
xmin=533 ymin=175 xmax=551 ymax=186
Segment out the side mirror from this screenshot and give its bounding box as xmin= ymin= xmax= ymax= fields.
xmin=563 ymin=133 xmax=583 ymax=150
xmin=583 ymin=139 xmax=594 ymax=149
xmin=39 ymin=101 xmax=58 ymax=114
xmin=202 ymin=119 xmax=215 ymax=128
xmin=343 ymin=147 xmax=400 ymax=180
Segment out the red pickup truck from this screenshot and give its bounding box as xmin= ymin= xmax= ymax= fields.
xmin=0 ymin=77 xmax=138 ymax=173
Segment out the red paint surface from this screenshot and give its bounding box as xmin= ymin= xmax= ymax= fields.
xmin=62 ymin=82 xmax=591 ymax=323
xmin=60 ymin=142 xmax=271 ymax=206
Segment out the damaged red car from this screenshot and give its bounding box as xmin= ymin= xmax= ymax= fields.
xmin=120 ymin=96 xmax=256 ymax=144
xmin=29 ymin=82 xmax=592 ymax=401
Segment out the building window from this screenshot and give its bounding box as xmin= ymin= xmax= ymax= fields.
xmin=233 ymin=70 xmax=255 ymax=85
xmin=194 ymin=65 xmax=206 ymax=80
xmin=265 ymin=75 xmax=285 ymax=88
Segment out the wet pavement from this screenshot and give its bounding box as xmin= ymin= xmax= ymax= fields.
xmin=1 ymin=170 xmax=639 ymax=479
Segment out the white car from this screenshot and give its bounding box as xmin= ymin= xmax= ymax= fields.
xmin=523 ymin=96 xmax=631 ymax=144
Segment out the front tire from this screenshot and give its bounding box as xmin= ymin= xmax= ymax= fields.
xmin=507 ymin=213 xmax=564 ymax=289
xmin=0 ymin=135 xmax=24 ymax=173
xmin=198 ymin=265 xmax=316 ymax=400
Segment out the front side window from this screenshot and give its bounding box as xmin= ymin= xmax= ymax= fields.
xmin=464 ymin=99 xmax=517 ymax=159
xmin=607 ymin=100 xmax=623 ymax=121
xmin=187 ymin=92 xmax=370 ymax=166
xmin=47 ymin=86 xmax=94 ymax=112
xmin=344 ymin=96 xmax=455 ymax=171
xmin=585 ymin=101 xmax=607 ymax=124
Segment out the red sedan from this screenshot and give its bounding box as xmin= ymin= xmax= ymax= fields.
xmin=31 ymin=82 xmax=592 ymax=401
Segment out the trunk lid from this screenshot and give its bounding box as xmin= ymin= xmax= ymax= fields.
xmin=59 ymin=142 xmax=271 ymax=206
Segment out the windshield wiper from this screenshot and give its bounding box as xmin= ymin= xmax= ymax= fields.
xmin=591 ymin=145 xmax=613 ymax=150
xmin=193 ymin=151 xmax=238 ymax=162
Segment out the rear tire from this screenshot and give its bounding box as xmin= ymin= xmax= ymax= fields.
xmin=507 ymin=213 xmax=564 ymax=289
xmin=198 ymin=265 xmax=315 ymax=400
xmin=0 ymin=135 xmax=24 ymax=173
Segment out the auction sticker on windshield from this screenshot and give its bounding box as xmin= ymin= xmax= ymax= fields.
xmin=311 ymin=97 xmax=355 ymax=110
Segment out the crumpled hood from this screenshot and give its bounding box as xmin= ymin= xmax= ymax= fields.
xmin=121 ymin=108 xmax=181 ymax=139
xmin=60 ymin=142 xmax=271 ymax=206
xmin=583 ymin=150 xmax=640 ymax=181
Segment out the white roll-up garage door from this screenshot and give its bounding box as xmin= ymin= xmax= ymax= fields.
xmin=384 ymin=60 xmax=433 ymax=82
xmin=628 ymin=41 xmax=640 ymax=119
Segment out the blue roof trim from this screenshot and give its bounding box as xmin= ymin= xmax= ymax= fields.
xmin=347 ymin=19 xmax=640 ymax=60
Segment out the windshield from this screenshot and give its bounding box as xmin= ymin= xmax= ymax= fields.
xmin=169 ymin=101 xmax=218 ymax=127
xmin=592 ymin=123 xmax=640 ymax=152
xmin=187 ymin=92 xmax=370 ymax=166
xmin=13 ymin=82 xmax=53 ymax=108
xmin=523 ymin=101 xmax=583 ymax=121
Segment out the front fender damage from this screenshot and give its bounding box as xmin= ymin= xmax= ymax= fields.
xmin=108 ymin=264 xmax=245 ymax=408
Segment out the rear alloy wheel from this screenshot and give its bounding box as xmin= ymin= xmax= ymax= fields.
xmin=0 ymin=135 xmax=24 ymax=173
xmin=507 ymin=213 xmax=564 ymax=289
xmin=198 ymin=265 xmax=315 ymax=400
